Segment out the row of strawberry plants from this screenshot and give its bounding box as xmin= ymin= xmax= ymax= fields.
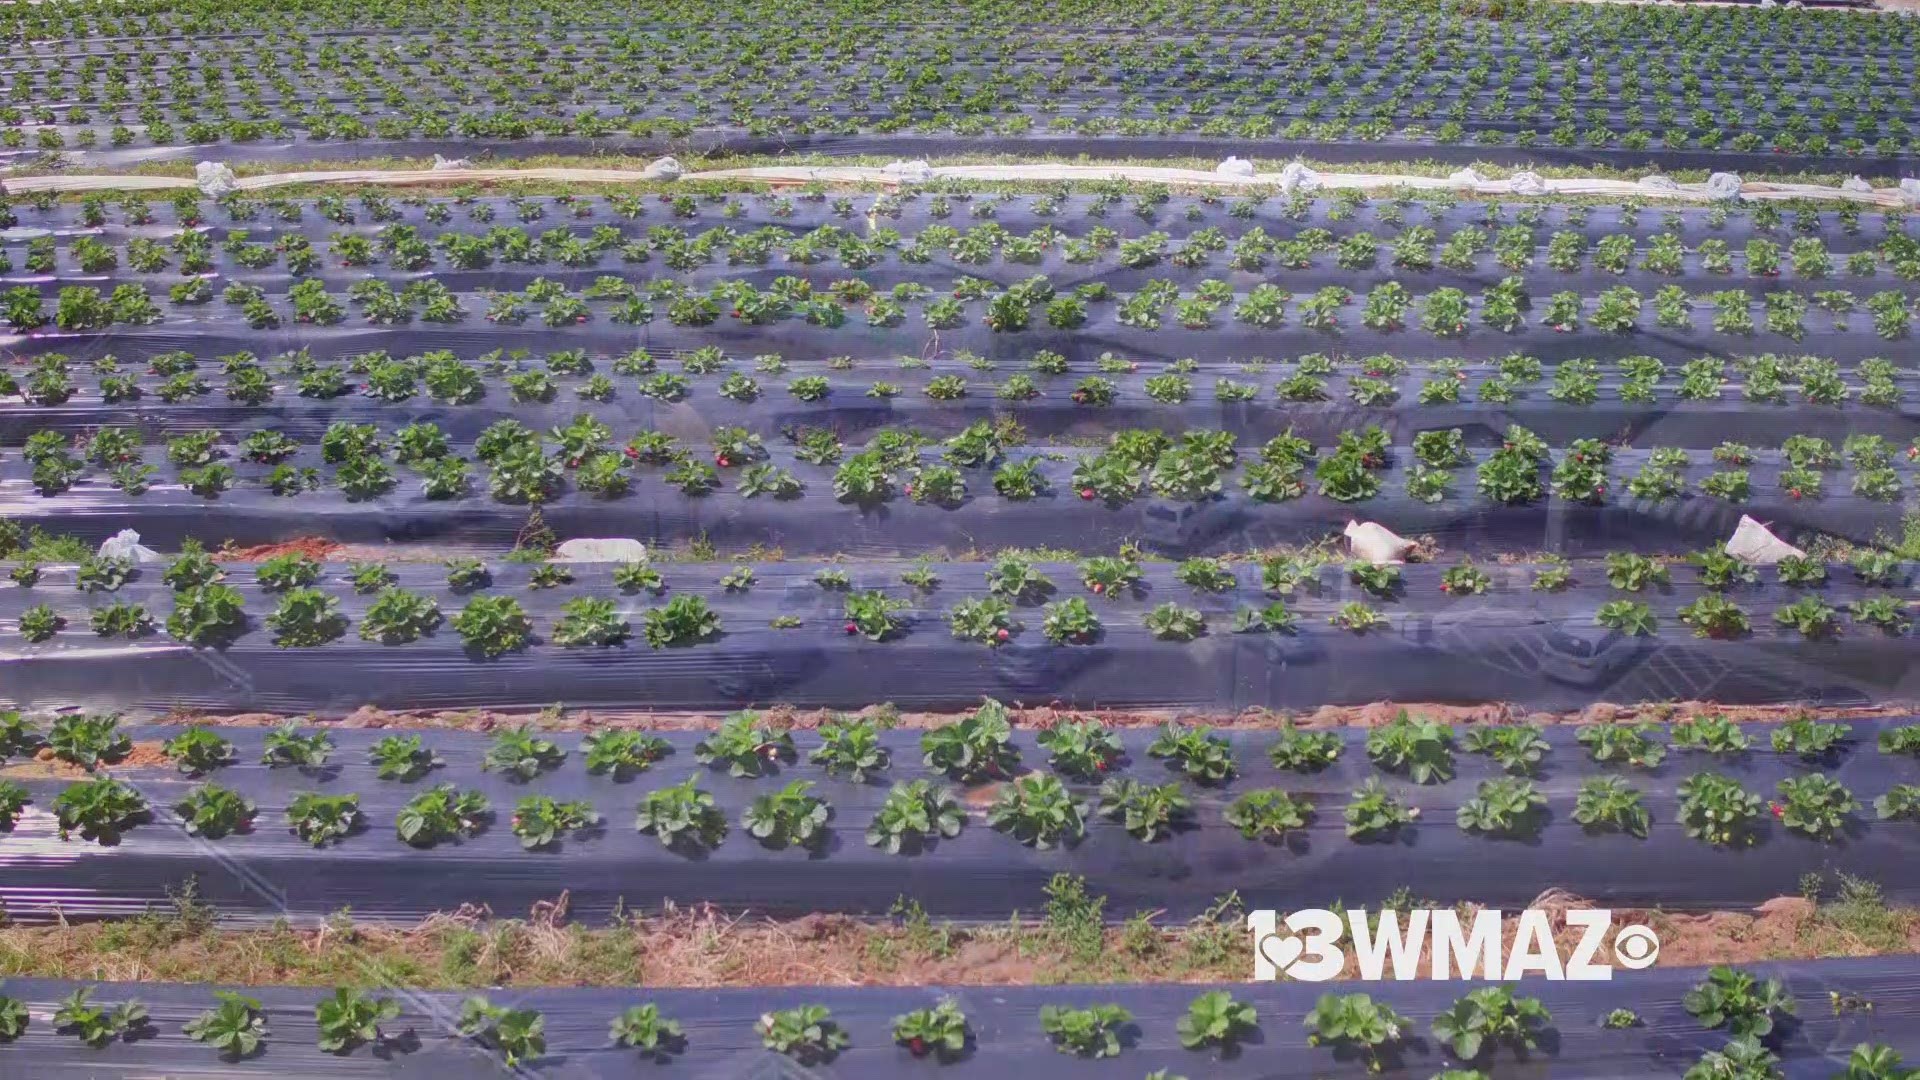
xmin=12 ymin=216 xmax=1920 ymax=281
xmin=11 ymin=418 xmax=1920 ymax=511
xmin=1 ymin=187 xmax=1895 ymax=246
xmin=1 ymin=961 xmax=1911 ymax=1077
xmin=8 ymin=714 xmax=1920 ymax=921
xmin=9 ymin=708 xmax=1920 ymax=855
xmin=11 ymin=274 xmax=1917 ymax=345
xmin=10 ymin=348 xmax=1918 ymax=417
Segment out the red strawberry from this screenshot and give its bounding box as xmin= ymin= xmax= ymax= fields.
xmin=844 ymin=622 xmax=858 ymax=635
xmin=995 ymin=628 xmax=1009 ymax=642
xmin=1080 ymin=488 xmax=1095 ymax=500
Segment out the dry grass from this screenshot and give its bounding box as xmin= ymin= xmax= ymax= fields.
xmin=3 ymin=877 xmax=1917 ymax=990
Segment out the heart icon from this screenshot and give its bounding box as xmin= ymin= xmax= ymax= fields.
xmin=1257 ymin=932 xmax=1303 ymax=975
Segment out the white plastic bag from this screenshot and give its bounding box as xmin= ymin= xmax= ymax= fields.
xmin=98 ymin=529 xmax=165 ymax=564
xmin=551 ymin=538 xmax=649 ymax=563
xmin=1344 ymin=521 xmax=1415 ymax=565
xmin=1724 ymin=515 xmax=1804 ymax=565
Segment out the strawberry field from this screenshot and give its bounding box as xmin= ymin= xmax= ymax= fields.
xmin=10 ymin=0 xmax=1920 ymax=1076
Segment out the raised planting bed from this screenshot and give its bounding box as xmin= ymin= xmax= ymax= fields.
xmin=1 ymin=957 xmax=1918 ymax=1076
xmin=3 ymin=555 xmax=1919 ymax=712
xmin=6 ymin=414 xmax=1919 ymax=555
xmin=4 ymin=712 xmax=1920 ymax=921
xmin=5 ymin=0 xmax=1920 ymax=169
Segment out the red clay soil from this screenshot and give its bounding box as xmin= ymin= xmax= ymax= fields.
xmin=217 ymin=537 xmax=343 ymax=562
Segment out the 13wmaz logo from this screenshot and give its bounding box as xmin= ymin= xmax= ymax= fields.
xmin=1247 ymin=909 xmax=1660 ymax=982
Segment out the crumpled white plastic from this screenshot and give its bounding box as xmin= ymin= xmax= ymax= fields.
xmin=1706 ymin=172 xmax=1744 ymax=201
xmin=1344 ymin=521 xmax=1416 ymax=565
xmin=98 ymin=529 xmax=165 ymax=564
xmin=194 ymin=161 xmax=238 ymax=197
xmin=1447 ymin=167 xmax=1486 ymax=188
xmin=430 ymin=153 xmax=472 ymax=171
xmin=1507 ymin=171 xmax=1548 ymax=196
xmin=1215 ymin=156 xmax=1256 ymax=178
xmin=1277 ymin=161 xmax=1321 ymax=194
xmin=551 ymin=538 xmax=650 ymax=563
xmin=882 ymin=159 xmax=932 ymax=183
xmin=1724 ymin=515 xmax=1805 ymax=566
xmin=643 ymin=156 xmax=683 ymax=181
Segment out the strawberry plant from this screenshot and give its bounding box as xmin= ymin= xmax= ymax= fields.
xmin=757 ymin=1005 xmax=846 ymax=1063
xmin=1604 ymin=553 xmax=1669 ymax=592
xmin=1040 ymin=1003 xmax=1131 ymax=1058
xmin=1881 ymin=726 xmax=1920 ymax=757
xmin=1079 ymin=555 xmax=1141 ymax=599
xmin=1331 ymin=601 xmax=1389 ymax=633
xmin=1694 ymin=549 xmax=1759 ymax=589
xmin=1673 ymin=714 xmax=1752 ymax=754
xmin=1875 ymin=785 xmax=1920 ymax=821
xmin=643 ymin=595 xmax=721 ymax=647
xmin=256 ymin=552 xmax=320 ymax=591
xmin=1042 ymin=597 xmax=1102 ymax=643
xmin=483 ymin=725 xmax=565 ymax=780
xmin=985 ymin=555 xmax=1054 ymax=602
xmin=1037 ymin=718 xmax=1122 ymax=780
xmin=1573 ymin=776 xmax=1651 ymax=838
xmin=0 ymin=993 xmax=23 ymax=1040
xmin=743 ymin=780 xmax=832 ymax=850
xmin=1602 ymin=1009 xmax=1642 ymax=1029
xmin=582 ymin=730 xmax=668 ymax=779
xmin=1347 ymin=561 xmax=1402 ymax=599
xmin=1148 ymin=722 xmax=1236 ymax=784
xmin=1595 ymin=600 xmax=1656 ymax=635
xmin=369 ymin=735 xmax=442 ymax=781
xmin=183 ymin=990 xmax=268 ymax=1058
xmin=893 ymin=998 xmax=968 ymax=1060
xmin=1098 ymin=777 xmax=1192 ymax=841
xmin=315 ymin=988 xmax=402 ymax=1053
xmin=262 ymin=723 xmax=333 ymax=768
xmin=1431 ymin=986 xmax=1550 ymax=1063
xmin=1175 ymin=558 xmax=1236 ymax=592
xmin=175 ymin=783 xmax=254 ymax=839
xmin=1775 ymin=596 xmax=1839 ymax=639
xmin=989 ymin=774 xmax=1087 ymax=848
xmin=168 ymin=583 xmax=248 ymax=646
xmin=359 ymin=588 xmax=441 ymax=643
xmin=1177 ymin=991 xmax=1257 ymax=1051
xmin=922 ymin=700 xmax=1018 ymax=782
xmin=843 ymin=590 xmax=910 ymax=641
xmin=0 ymin=780 xmax=31 ymax=833
xmin=453 ymin=595 xmax=533 ymax=656
xmin=1775 ymin=775 xmax=1858 ymax=841
xmin=1776 ymin=555 xmax=1828 ymax=587
xmin=267 ymin=588 xmax=347 ymax=647
xmin=511 ymin=795 xmax=598 ymax=850
xmin=1440 ymin=563 xmax=1491 ymax=596
xmin=54 ymin=988 xmax=147 ymax=1046
xmin=635 ymin=778 xmax=728 ymax=852
xmin=810 ymin=716 xmax=889 ymax=781
xmin=1270 ymin=724 xmax=1343 ymax=772
xmin=1678 ymin=594 xmax=1750 ymax=639
xmin=608 ymin=1004 xmax=684 ymax=1060
xmin=1684 ymin=966 xmax=1794 ymax=1040
xmin=53 ymin=777 xmax=147 ymax=843
xmin=1224 ymin=789 xmax=1313 ymax=843
xmin=696 ymin=712 xmax=795 ymax=778
xmin=1304 ymin=993 xmax=1409 ymax=1072
xmin=1851 ymin=597 xmax=1911 ymax=635
xmin=49 ymin=712 xmax=130 ymax=768
xmin=1771 ymin=716 xmax=1849 ymax=762
xmin=445 ymin=558 xmax=490 ymax=591
xmin=866 ymin=780 xmax=965 ymax=854
xmin=0 ymin=713 xmax=40 ymax=761
xmin=1345 ymin=778 xmax=1418 ymax=840
xmin=1462 ymin=725 xmax=1548 ymax=774
xmin=18 ymin=603 xmax=61 ymax=642
xmin=396 ymin=784 xmax=490 ymax=846
xmin=287 ymin=792 xmax=361 ymax=846
xmin=458 ymin=997 xmax=545 ymax=1067
xmin=1366 ymin=711 xmax=1454 ymax=783
xmin=1839 ymin=1045 xmax=1919 ymax=1080
xmin=1457 ymin=777 xmax=1546 ymax=837
xmin=1145 ymin=602 xmax=1207 ymax=641
xmin=1677 ymin=772 xmax=1764 ymax=847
